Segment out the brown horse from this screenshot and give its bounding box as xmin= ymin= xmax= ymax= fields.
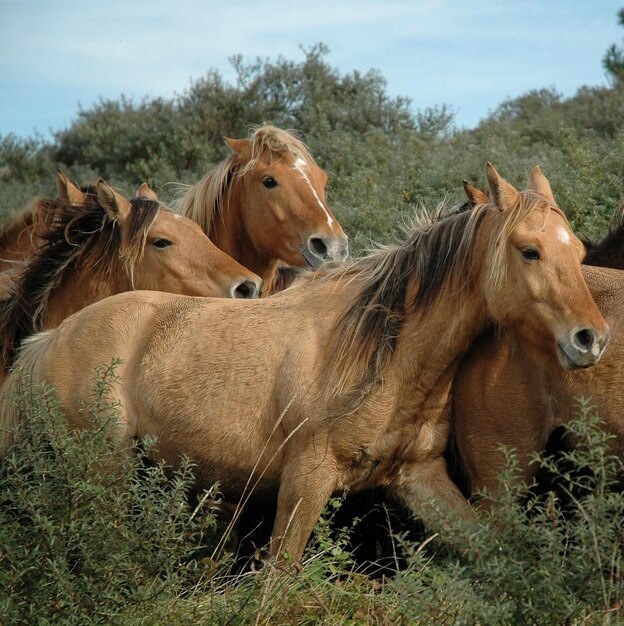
xmin=1 ymin=164 xmax=608 ymax=565
xmin=0 ymin=172 xmax=261 ymax=301
xmin=452 ymin=186 xmax=624 ymax=500
xmin=0 ymin=179 xmax=263 ymax=379
xmin=583 ymin=203 xmax=624 ymax=270
xmin=462 ymin=179 xmax=624 ymax=271
xmin=174 ymin=125 xmax=349 ymax=292
xmin=0 ymin=171 xmax=85 ymax=272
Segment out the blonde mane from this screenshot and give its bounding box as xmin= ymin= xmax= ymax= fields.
xmin=173 ymin=125 xmax=315 ymax=236
xmin=325 ymin=192 xmax=561 ymax=406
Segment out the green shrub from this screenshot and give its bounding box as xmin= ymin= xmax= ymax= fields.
xmin=0 ymin=364 xmax=223 ymax=625
xmin=1 ymin=364 xmax=623 ymax=624
xmin=390 ymin=402 xmax=624 ymax=625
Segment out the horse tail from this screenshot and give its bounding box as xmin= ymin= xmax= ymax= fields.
xmin=0 ymin=329 xmax=54 ymax=449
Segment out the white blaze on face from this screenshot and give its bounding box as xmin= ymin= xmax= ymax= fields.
xmin=293 ymin=157 xmax=333 ymax=228
xmin=557 ymin=226 xmax=572 ymax=246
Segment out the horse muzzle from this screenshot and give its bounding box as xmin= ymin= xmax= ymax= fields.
xmin=302 ymin=234 xmax=349 ymax=269
xmin=230 ymin=277 xmax=263 ymax=299
xmin=557 ymin=326 xmax=610 ymax=370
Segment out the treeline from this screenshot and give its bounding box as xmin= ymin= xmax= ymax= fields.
xmin=3 ymin=44 xmax=624 ymax=252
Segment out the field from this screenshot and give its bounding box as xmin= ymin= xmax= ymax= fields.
xmin=1 ymin=45 xmax=624 ymax=624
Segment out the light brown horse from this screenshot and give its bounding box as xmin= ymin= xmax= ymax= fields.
xmin=452 ymin=185 xmax=624 ymax=501
xmin=174 ymin=125 xmax=349 ymax=292
xmin=1 ymin=164 xmax=609 ymax=565
xmin=0 ymin=171 xmax=85 ymax=272
xmin=0 ymin=178 xmax=263 ymax=377
xmin=0 ymin=171 xmax=262 ymax=302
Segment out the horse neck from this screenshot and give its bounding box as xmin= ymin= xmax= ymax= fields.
xmin=406 ymin=291 xmax=487 ymax=375
xmin=211 ymin=185 xmax=279 ymax=290
xmin=505 ymin=327 xmax=563 ymax=430
xmin=41 ymin=267 xmax=129 ymax=329
xmin=386 ymin=278 xmax=490 ymax=423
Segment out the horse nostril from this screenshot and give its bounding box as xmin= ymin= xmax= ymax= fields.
xmin=308 ymin=236 xmax=328 ymax=259
xmin=572 ymin=327 xmax=596 ymax=351
xmin=232 ymin=280 xmax=258 ymax=299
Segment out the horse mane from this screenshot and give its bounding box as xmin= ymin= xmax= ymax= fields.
xmin=583 ymin=202 xmax=624 ymax=269
xmin=325 ymin=192 xmax=557 ymax=406
xmin=0 ymin=190 xmax=160 ymax=369
xmin=174 ymin=124 xmax=314 ymax=236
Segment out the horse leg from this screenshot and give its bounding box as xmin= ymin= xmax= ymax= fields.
xmin=269 ymin=448 xmax=339 ymax=565
xmin=391 ymin=456 xmax=475 ymax=532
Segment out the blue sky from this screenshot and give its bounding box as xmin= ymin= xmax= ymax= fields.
xmin=1 ymin=0 xmax=622 ymax=139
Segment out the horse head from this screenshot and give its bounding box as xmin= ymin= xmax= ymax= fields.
xmin=480 ymin=164 xmax=609 ymax=369
xmin=224 ymin=129 xmax=349 ymax=270
xmin=95 ymin=180 xmax=262 ymax=299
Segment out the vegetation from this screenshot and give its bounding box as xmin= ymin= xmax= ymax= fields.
xmin=604 ymin=8 xmax=624 ymax=85
xmin=3 ymin=43 xmax=624 ymax=249
xmin=2 ymin=19 xmax=624 ymax=625
xmin=1 ymin=376 xmax=622 ymax=624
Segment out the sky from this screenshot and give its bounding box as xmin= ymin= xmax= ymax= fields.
xmin=1 ymin=0 xmax=623 ymax=139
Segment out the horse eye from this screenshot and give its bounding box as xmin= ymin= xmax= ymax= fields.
xmin=521 ymin=248 xmax=540 ymax=261
xmin=153 ymin=238 xmax=173 ymax=249
xmin=263 ymin=177 xmax=278 ymax=189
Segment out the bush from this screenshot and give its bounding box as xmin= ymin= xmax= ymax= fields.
xmin=0 ymin=363 xmax=223 ymax=625
xmin=2 ymin=371 xmax=622 ymax=625
xmin=390 ymin=402 xmax=624 ymax=625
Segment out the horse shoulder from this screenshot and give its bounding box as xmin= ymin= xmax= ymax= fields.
xmin=559 ymin=268 xmax=624 ymax=445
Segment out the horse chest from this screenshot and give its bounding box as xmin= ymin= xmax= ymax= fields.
xmin=343 ymin=421 xmax=446 ymax=489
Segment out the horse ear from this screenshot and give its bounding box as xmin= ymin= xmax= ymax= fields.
xmin=136 ymin=182 xmax=158 ymax=201
xmin=486 ymin=163 xmax=519 ymax=212
xmin=224 ymin=137 xmax=252 ymax=162
xmin=56 ymin=170 xmax=85 ymax=206
xmin=462 ymin=180 xmax=489 ymax=207
xmin=528 ymin=165 xmax=556 ymax=204
xmin=96 ymin=179 xmax=131 ymax=223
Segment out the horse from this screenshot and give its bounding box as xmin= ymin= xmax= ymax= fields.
xmin=0 ymin=170 xmax=85 ymax=272
xmin=452 ymin=185 xmax=624 ymax=501
xmin=174 ymin=125 xmax=349 ymax=293
xmin=462 ymin=179 xmax=624 ymax=270
xmin=1 ymin=164 xmax=609 ymax=566
xmin=0 ymin=178 xmax=263 ymax=381
xmin=583 ymin=202 xmax=624 ymax=270
xmin=332 ymin=183 xmax=624 ymax=571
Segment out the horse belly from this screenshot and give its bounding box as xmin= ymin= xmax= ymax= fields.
xmin=138 ymin=398 xmax=288 ymax=499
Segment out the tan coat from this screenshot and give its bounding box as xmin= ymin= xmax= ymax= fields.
xmin=1 ymin=165 xmax=608 ymax=565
